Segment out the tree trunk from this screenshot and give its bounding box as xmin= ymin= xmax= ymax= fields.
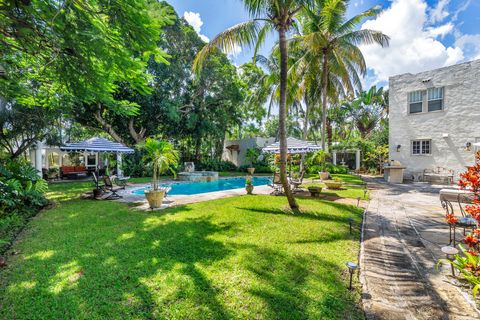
xmin=326 ymin=117 xmax=333 ymax=147
xmin=128 ymin=119 xmax=146 ymax=144
xmin=93 ymin=105 xmax=126 ymax=145
xmin=300 ymin=99 xmax=310 ymax=172
xmin=321 ymin=49 xmax=329 ymax=152
xmin=278 ymin=27 xmax=298 ymax=210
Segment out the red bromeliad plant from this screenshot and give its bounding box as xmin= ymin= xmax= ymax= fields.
xmin=458 ymin=151 xmax=480 ymax=224
xmin=441 ymin=151 xmax=480 ymax=297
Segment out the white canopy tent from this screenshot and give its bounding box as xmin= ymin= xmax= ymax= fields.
xmin=60 ymin=137 xmax=134 ymax=176
xmin=262 ymin=137 xmax=322 ymax=154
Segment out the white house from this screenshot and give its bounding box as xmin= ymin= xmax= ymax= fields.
xmin=388 ymin=59 xmax=480 ymax=181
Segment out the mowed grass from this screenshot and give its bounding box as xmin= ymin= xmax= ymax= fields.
xmin=302 ymin=174 xmax=368 ymax=200
xmin=0 ymin=192 xmax=364 ymax=319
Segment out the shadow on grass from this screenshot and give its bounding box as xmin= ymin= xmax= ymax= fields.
xmin=245 ymin=247 xmax=362 ymax=319
xmin=235 ymin=200 xmax=362 ymax=223
xmin=1 ymin=204 xmax=235 ymax=319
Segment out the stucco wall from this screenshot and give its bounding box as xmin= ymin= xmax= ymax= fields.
xmin=222 ymin=137 xmax=276 ymax=166
xmin=389 ymin=59 xmax=480 ymax=180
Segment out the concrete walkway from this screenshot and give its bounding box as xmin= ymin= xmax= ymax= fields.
xmin=361 ymin=178 xmax=480 ymax=320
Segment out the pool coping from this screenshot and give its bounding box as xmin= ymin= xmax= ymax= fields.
xmin=118 ymin=176 xmax=273 ymax=210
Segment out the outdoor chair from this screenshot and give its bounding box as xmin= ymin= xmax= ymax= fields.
xmin=440 ymin=189 xmax=477 ymax=246
xmin=103 ymin=176 xmax=123 ymax=200
xmin=290 ymin=171 xmax=305 ymax=193
xmin=111 ymin=175 xmax=130 ymax=190
xmin=268 ymin=172 xmax=283 ymax=195
xmin=92 ymin=172 xmax=105 ymax=191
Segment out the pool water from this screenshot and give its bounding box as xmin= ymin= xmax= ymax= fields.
xmin=132 ymin=177 xmax=271 ymax=196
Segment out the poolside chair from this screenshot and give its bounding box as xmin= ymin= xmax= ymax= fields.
xmin=268 ymin=172 xmax=283 ymax=195
xmin=111 ymin=175 xmax=130 ymax=190
xmin=290 ymin=171 xmax=305 ymax=193
xmin=92 ymin=172 xmax=105 ymax=191
xmin=103 ymin=176 xmax=123 ymax=200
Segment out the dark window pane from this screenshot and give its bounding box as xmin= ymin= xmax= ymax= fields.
xmin=428 ymin=99 xmax=443 ymax=112
xmin=409 ymin=102 xmax=422 ymax=113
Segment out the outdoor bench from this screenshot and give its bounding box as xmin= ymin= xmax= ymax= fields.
xmin=423 ymin=167 xmax=454 ymax=184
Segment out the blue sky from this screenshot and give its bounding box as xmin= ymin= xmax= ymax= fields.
xmin=168 ymin=0 xmax=480 ymax=87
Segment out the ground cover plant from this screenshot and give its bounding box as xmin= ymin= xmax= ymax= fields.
xmin=0 ymin=179 xmax=364 ymax=319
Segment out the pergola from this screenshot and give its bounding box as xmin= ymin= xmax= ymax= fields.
xmin=60 ymin=137 xmax=134 ymax=176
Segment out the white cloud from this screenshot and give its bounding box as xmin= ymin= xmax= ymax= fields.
xmin=183 ymin=11 xmax=210 ymax=42
xmin=227 ymin=43 xmax=243 ymax=59
xmin=359 ymin=0 xmax=463 ymax=84
xmin=429 ymin=0 xmax=450 ymax=23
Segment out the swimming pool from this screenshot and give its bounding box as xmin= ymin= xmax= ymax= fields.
xmin=131 ymin=176 xmax=271 ymax=196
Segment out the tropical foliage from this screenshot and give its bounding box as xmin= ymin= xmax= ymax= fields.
xmin=139 ymin=139 xmax=179 ymax=191
xmin=0 ymin=158 xmax=48 ymax=254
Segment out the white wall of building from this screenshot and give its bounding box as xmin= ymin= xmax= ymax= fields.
xmin=222 ymin=137 xmax=276 ymax=167
xmin=389 ymin=59 xmax=480 ymax=180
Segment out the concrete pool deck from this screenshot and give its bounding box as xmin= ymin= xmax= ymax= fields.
xmin=118 ymin=182 xmax=273 ymax=210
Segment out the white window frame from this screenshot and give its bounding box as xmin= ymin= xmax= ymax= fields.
xmin=411 ymin=139 xmax=432 ymax=155
xmin=427 ymin=87 xmax=444 ymax=112
xmin=408 ymin=87 xmax=444 ymax=114
xmin=408 ymin=90 xmax=424 ymax=114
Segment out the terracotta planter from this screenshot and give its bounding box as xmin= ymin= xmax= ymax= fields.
xmin=246 ymin=184 xmax=254 ymax=195
xmin=247 ymin=167 xmax=255 ymax=175
xmin=145 ymin=190 xmax=165 ymax=209
xmin=324 ymin=180 xmax=343 ymax=190
xmin=319 ymin=171 xmax=330 ymax=180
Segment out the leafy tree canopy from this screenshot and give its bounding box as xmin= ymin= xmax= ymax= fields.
xmin=0 ymin=0 xmax=175 ymax=115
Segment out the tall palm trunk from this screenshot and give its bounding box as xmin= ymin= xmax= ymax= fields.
xmin=278 ymin=27 xmax=298 ymax=210
xmin=321 ymin=49 xmax=328 ymax=152
xmin=300 ymin=98 xmax=310 ymax=172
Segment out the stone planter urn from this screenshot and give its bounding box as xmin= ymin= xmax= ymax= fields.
xmin=324 ymin=180 xmax=343 ymax=190
xmin=247 ymin=167 xmax=255 ymax=175
xmin=246 ymin=184 xmax=254 ymax=195
xmin=308 ymin=186 xmax=322 ymax=198
xmin=145 ymin=190 xmax=165 ymax=209
xmin=319 ymin=171 xmax=330 ymax=180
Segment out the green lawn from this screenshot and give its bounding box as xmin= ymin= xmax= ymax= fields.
xmin=301 ymin=174 xmax=368 ymax=200
xmin=0 ymin=180 xmax=364 ymax=319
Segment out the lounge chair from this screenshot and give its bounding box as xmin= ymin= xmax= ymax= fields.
xmin=268 ymin=172 xmax=283 ymax=195
xmin=92 ymin=172 xmax=105 ymax=191
xmin=290 ymin=171 xmax=305 ymax=193
xmin=111 ymin=175 xmax=130 ymax=190
xmin=103 ymin=176 xmax=123 ymax=200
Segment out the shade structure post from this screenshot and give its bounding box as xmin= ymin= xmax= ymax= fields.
xmin=116 ymin=152 xmax=123 ymax=177
xmin=35 ymin=141 xmax=43 ymax=177
xmin=356 ymin=150 xmax=361 ymax=171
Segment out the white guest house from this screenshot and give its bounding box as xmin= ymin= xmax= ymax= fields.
xmin=388 ymin=59 xmax=480 ymax=182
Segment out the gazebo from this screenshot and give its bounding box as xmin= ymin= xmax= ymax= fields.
xmin=262 ymin=137 xmax=322 ymax=154
xmin=60 ymin=137 xmax=134 ymax=176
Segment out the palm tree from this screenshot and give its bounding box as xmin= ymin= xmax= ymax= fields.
xmin=193 ymin=0 xmax=315 ymax=210
xmin=292 ymin=0 xmax=389 ymax=151
xmin=140 ymin=138 xmax=179 ymax=191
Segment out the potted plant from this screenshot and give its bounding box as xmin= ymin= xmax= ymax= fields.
xmin=47 ymin=167 xmax=59 ymax=180
xmin=324 ymin=177 xmax=343 ymax=190
xmin=245 ymin=175 xmax=254 ymax=194
xmin=245 ymin=148 xmax=259 ymax=175
xmin=140 ymin=138 xmax=179 ymax=209
xmin=309 ymin=150 xmax=329 ymax=180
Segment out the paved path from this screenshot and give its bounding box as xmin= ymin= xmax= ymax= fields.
xmin=361 ymin=178 xmax=480 ymax=320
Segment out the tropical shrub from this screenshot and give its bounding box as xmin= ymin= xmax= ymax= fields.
xmin=440 ymin=151 xmax=480 ymax=297
xmin=122 ymin=150 xmax=153 ymax=177
xmin=0 ymin=158 xmax=48 ymax=254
